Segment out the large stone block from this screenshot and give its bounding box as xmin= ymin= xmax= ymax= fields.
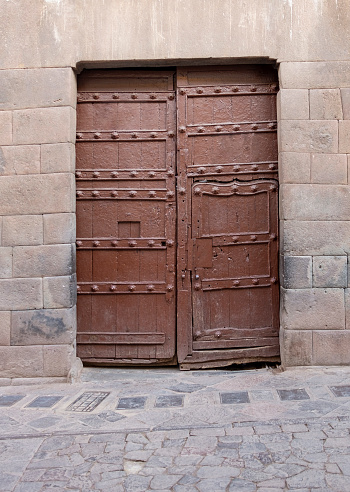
xmin=309 ymin=89 xmax=343 ymax=120
xmin=281 ymin=288 xmax=345 ymax=330
xmin=0 ymin=111 xmax=12 ymax=145
xmin=279 ymin=152 xmax=310 ymax=184
xmin=43 ymin=213 xmax=76 ymax=245
xmin=281 ymin=329 xmax=312 ymax=367
xmin=2 ymin=215 xmax=43 ymax=246
xmin=0 ymin=312 xmax=11 ymax=346
xmin=282 ymin=220 xmax=350 ymax=256
xmin=280 ymin=256 xmax=312 ymax=289
xmin=280 ymin=62 xmax=350 ymax=89
xmin=41 ymin=143 xmax=75 ymax=174
xmin=0 ymin=346 xmax=44 ymax=378
xmin=43 ymin=275 xmax=77 ymax=309
xmin=0 ymin=248 xmax=12 ymax=279
xmin=341 ymin=89 xmax=350 ymax=119
xmin=0 ymin=173 xmax=75 ymax=215
xmin=13 ymin=107 xmax=76 ymax=145
xmin=0 ymin=145 xmax=40 ymax=175
xmin=277 ymin=89 xmax=309 ymax=120
xmin=0 ymin=278 xmax=42 ymax=310
xmin=279 ymin=121 xmax=338 ymax=154
xmin=43 ymin=345 xmax=73 ymax=377
xmin=0 ymin=68 xmax=76 ymax=110
xmin=339 ymin=121 xmax=350 ymax=153
xmin=11 ymin=307 xmax=76 ymax=345
xmin=13 ymin=244 xmax=74 ymax=278
xmin=313 ymin=256 xmax=347 ymax=288
xmin=310 ymin=153 xmax=347 ymax=184
xmin=281 ymin=184 xmax=350 ymax=221
xmin=313 ymin=331 xmax=350 ymax=365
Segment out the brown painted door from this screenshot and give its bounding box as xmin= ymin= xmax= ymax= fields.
xmin=176 ymin=66 xmax=280 ymax=369
xmin=76 ymin=70 xmax=176 ymax=364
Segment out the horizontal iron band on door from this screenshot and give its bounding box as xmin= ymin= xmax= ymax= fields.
xmin=77 ymin=282 xmax=174 ymax=294
xmin=192 ymin=181 xmax=277 ymax=196
xmin=75 ymin=169 xmax=172 ymax=180
xmin=77 ymin=92 xmax=175 ymax=102
xmin=76 ymin=131 xmax=172 ymax=141
xmin=179 ymin=84 xmax=278 ymax=96
xmin=193 ymin=337 xmax=279 ymax=351
xmin=76 ymin=238 xmax=170 ymax=250
xmin=77 ymin=332 xmax=166 ymax=345
xmin=189 ymin=162 xmax=278 ymax=176
xmin=200 ymin=277 xmax=277 ymax=291
xmin=182 ymin=122 xmax=276 ymax=136
xmin=76 ymin=189 xmax=174 ymax=200
xmin=210 ymin=233 xmax=277 ymax=246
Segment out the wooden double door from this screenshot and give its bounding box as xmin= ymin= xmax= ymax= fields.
xmin=76 ymin=66 xmax=280 ymax=369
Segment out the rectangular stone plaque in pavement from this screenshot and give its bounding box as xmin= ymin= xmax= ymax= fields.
xmin=117 ymin=396 xmax=147 ymax=410
xmin=329 ymin=385 xmax=350 ymax=397
xmin=277 ymin=389 xmax=310 ymax=401
xmin=220 ymin=392 xmax=250 ymax=404
xmin=66 ymin=392 xmax=110 ymax=412
xmin=155 ymin=395 xmax=184 ymax=408
xmin=26 ymin=396 xmax=63 ymax=408
xmin=0 ymin=395 xmax=25 ymax=407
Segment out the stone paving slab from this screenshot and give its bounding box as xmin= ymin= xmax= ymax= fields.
xmin=0 ymin=366 xmax=350 ymax=490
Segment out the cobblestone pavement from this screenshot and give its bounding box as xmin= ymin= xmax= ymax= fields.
xmin=1 ymin=366 xmax=350 ymax=491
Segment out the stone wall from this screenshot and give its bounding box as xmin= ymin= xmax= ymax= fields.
xmin=0 ymin=0 xmax=350 ymax=380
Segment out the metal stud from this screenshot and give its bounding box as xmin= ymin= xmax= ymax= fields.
xmin=76 ymin=133 xmax=83 ymax=139
xmin=149 ymin=190 xmax=156 ymax=198
xmin=194 ymin=187 xmax=201 ymax=196
xmin=167 ymin=191 xmax=175 ymax=198
xmin=215 ymin=331 xmax=222 ymax=338
xmin=251 ymin=124 xmax=258 ymax=131
xmin=196 ymin=88 xmax=204 ymax=94
xmin=232 ymin=185 xmax=238 ymax=192
xmin=167 ymin=169 xmax=175 ymax=176
xmin=232 ymin=87 xmax=239 ymax=92
xmin=198 ymin=127 xmax=205 ymax=133
xmin=179 ymin=89 xmax=186 ymax=95
xmin=167 ymin=240 xmax=174 ymax=247
xmin=75 ymin=171 xmax=82 ymax=178
xmin=233 ymin=165 xmax=240 ymax=172
xmin=131 ymin=93 xmax=138 ymax=99
xmin=168 ymin=131 xmax=175 ymax=138
xmin=250 ymin=86 xmax=257 ymax=92
xmin=111 ymin=190 xmax=118 ymax=197
xmin=251 ymin=235 xmax=257 ymax=241
xmin=128 ymin=240 xmax=137 ymax=247
xmin=91 ymin=285 xmax=99 ymax=291
xmin=111 ymin=171 xmax=118 ymax=178
xmin=215 ymin=126 xmax=223 ymax=132
xmin=270 ymin=277 xmax=277 ymax=284
xmin=233 ymin=280 xmax=240 ymax=286
xmin=271 ymin=84 xmax=278 ymax=91
xmin=214 ymin=87 xmax=221 ymax=93
xmin=149 ymin=171 xmax=156 ymax=178
xmin=179 ymin=126 xmax=186 ymax=133
xmin=167 ymin=285 xmax=174 ymax=292
xmin=147 ymin=285 xmax=155 ymax=291
xmin=150 ymin=93 xmax=157 ymax=99
xmin=93 ymin=241 xmax=100 ymax=247
xmin=94 ymin=132 xmax=102 ymax=139
xmin=270 ymin=184 xmax=277 ymax=191
xmin=212 ymin=187 xmax=220 ymax=194
xmin=92 ymin=190 xmax=100 ymax=197
xmin=130 ymin=170 xmax=138 ymax=177
xmin=194 ymin=331 xmax=201 ymax=339
xmin=232 ymin=236 xmax=239 ymax=243
xmin=76 ymin=190 xmax=83 ymax=197
xmin=131 ymin=133 xmax=138 ymax=139
xmin=76 ymin=241 xmax=83 ymax=247
xmin=233 ymin=125 xmax=240 ymax=131
xmin=93 ymin=93 xmax=100 ymax=99
xmin=270 ymin=233 xmax=277 ymax=240
xmin=216 ymin=166 xmax=223 ymax=173
xmin=93 ymin=171 xmax=100 ymax=178
xmin=179 ymin=187 xmax=186 ymax=195
xmin=111 ymin=240 xmax=118 ymax=247
xmin=168 ymin=94 xmax=175 ymax=100
xmin=110 ymin=285 xmax=117 ymax=291
xmin=111 ymin=132 xmax=119 ymax=139
xmin=269 ymin=163 xmax=276 ymax=170
xmin=194 ymin=283 xmax=201 ymax=291
xmin=77 ymin=285 xmax=81 ymax=292
xmin=148 ymin=240 xmax=155 ymax=247
xmin=252 ymin=164 xmax=258 ymax=171
xmin=128 ymin=285 xmax=136 ymax=291
xmin=251 ymin=185 xmax=258 ymax=191
xmin=150 ymin=132 xmax=157 ymax=138
xmin=252 ymin=278 xmax=259 ymax=285
xmin=112 ymin=94 xmax=119 ymax=99
xmin=198 ymin=167 xmax=205 ymax=174
xmin=129 ymin=190 xmax=137 ymax=197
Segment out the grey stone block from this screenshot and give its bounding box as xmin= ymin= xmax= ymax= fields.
xmin=43 ymin=344 xmax=73 ymax=377
xmin=313 ymin=331 xmax=350 ymax=365
xmin=281 ymin=329 xmax=313 ymax=367
xmin=2 ymin=215 xmax=43 ymax=246
xmin=310 ymin=153 xmax=347 ymax=184
xmin=0 ymin=247 xmax=12 ymax=278
xmin=281 ymin=256 xmax=312 ymax=289
xmin=0 ymin=346 xmax=44 ymax=378
xmin=280 ymin=62 xmax=350 ymax=89
xmin=0 ymin=112 xmax=12 ymax=145
xmin=0 ymin=278 xmax=42 ymax=310
xmin=43 ymin=274 xmax=76 ymax=309
xmin=11 ymin=307 xmax=76 ymax=345
xmin=313 ymin=256 xmax=347 ymax=288
xmin=341 ymin=88 xmax=350 ymax=119
xmin=13 ymin=244 xmax=74 ymax=278
xmin=280 ymin=120 xmax=338 ymax=154
xmin=309 ymin=89 xmax=343 ymax=120
xmin=0 ymin=145 xmax=40 ymax=175
xmin=0 ymin=311 xmax=11 ymax=346
xmin=43 ymin=213 xmax=76 ymax=245
xmin=277 ymin=89 xmax=309 ymax=120
xmin=41 ymin=143 xmax=75 ymax=174
xmin=279 ymin=152 xmax=310 ymax=184
xmin=339 ymin=121 xmax=350 ymax=153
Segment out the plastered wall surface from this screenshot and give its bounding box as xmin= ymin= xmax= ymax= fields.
xmin=1 ymin=0 xmax=350 ymax=380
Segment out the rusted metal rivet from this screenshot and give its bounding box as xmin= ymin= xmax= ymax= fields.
xmin=216 ymin=166 xmax=223 ymax=173
xmin=271 ymin=277 xmax=277 ymax=284
xmin=251 ymin=86 xmax=257 ymax=92
xmin=233 ymin=280 xmax=240 ymax=286
xmin=181 ymin=272 xmax=186 ymax=279
xmin=179 ymin=89 xmax=186 ymax=95
xmin=77 ymin=285 xmax=81 ymax=291
xmin=167 ymin=169 xmax=175 ymax=176
xmin=252 ymin=165 xmax=258 ymax=171
xmin=179 ymin=126 xmax=186 ymax=133
xmin=233 ymin=165 xmax=240 ymax=171
xmin=233 ymin=125 xmax=240 ymax=131
xmin=149 ymin=190 xmax=156 ymax=197
xmin=270 ymin=233 xmax=277 ymax=240
xmin=76 ymin=190 xmax=83 ymax=197
xmin=110 ymin=285 xmax=117 ymax=291
xmin=94 ymin=132 xmax=102 ymax=139
xmin=111 ymin=132 xmax=119 ymax=139
xmin=147 ymin=284 xmax=155 ymax=291
xmin=251 ymin=124 xmax=258 ymax=130
xmin=111 ymin=171 xmax=118 ymax=178
xmin=269 ymin=163 xmax=276 ymax=170
xmin=252 ymin=278 xmax=259 ymax=285
xmin=129 ymin=240 xmax=137 ymax=247
xmin=166 ymin=285 xmax=174 ymax=292
xmin=215 ymin=126 xmax=223 ymax=132
xmin=268 ymin=122 xmax=276 ymax=129
xmin=131 ymin=93 xmax=138 ymax=99
xmin=271 ymin=84 xmax=278 ymax=91
xmin=194 ymin=283 xmax=201 ymax=291
xmin=93 ymin=171 xmax=100 ymax=178
xmin=232 ymin=236 xmax=239 ymax=243
xmin=112 ymin=93 xmax=119 ymax=99
xmin=198 ymin=167 xmax=205 ymax=174
xmin=92 ymin=190 xmax=100 ymax=197
xmin=194 ymin=187 xmax=201 ymax=196
xmin=131 ymin=133 xmax=138 ymax=139
xmin=111 ymin=240 xmax=118 ymax=247
xmin=149 ymin=171 xmax=156 ymax=178
xmin=197 ymin=88 xmax=204 ymax=94
xmin=150 ymin=93 xmax=157 ymax=99
xmin=129 ymin=190 xmax=137 ymax=197
xmin=130 ymin=170 xmax=138 ymax=177
xmin=93 ymin=93 xmax=100 ymax=99
xmin=76 ymin=133 xmax=83 ymax=139
xmin=194 ymin=331 xmax=201 ymax=339
xmin=91 ymin=285 xmax=99 ymax=291
xmin=198 ymin=127 xmax=205 ymax=133
xmin=168 ymin=94 xmax=175 ymax=100
xmin=167 ymin=191 xmax=175 ymax=198
xmin=111 ymin=190 xmax=118 ymax=197
xmin=168 ymin=131 xmax=175 ymax=138
xmin=128 ymin=285 xmax=136 ymax=291
xmin=167 ymin=240 xmax=174 ymax=247
xmin=251 ymin=185 xmax=258 ymax=191
xmin=75 ymin=171 xmax=82 ymax=178
xmin=212 ymin=187 xmax=220 ymax=194
xmin=232 ymin=86 xmax=239 ymax=92
xmin=148 ymin=240 xmax=155 ymax=247
xmin=76 ymin=241 xmax=83 ymax=247
xmin=179 ymin=187 xmax=186 ymax=195
xmin=150 ymin=132 xmax=157 ymax=138
xmin=270 ymin=184 xmax=277 ymax=191
xmin=93 ymin=241 xmax=100 ymax=247
xmin=251 ymin=235 xmax=257 ymax=241
xmin=215 ymin=331 xmax=222 ymax=338
xmin=214 ymin=87 xmax=221 ymax=93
